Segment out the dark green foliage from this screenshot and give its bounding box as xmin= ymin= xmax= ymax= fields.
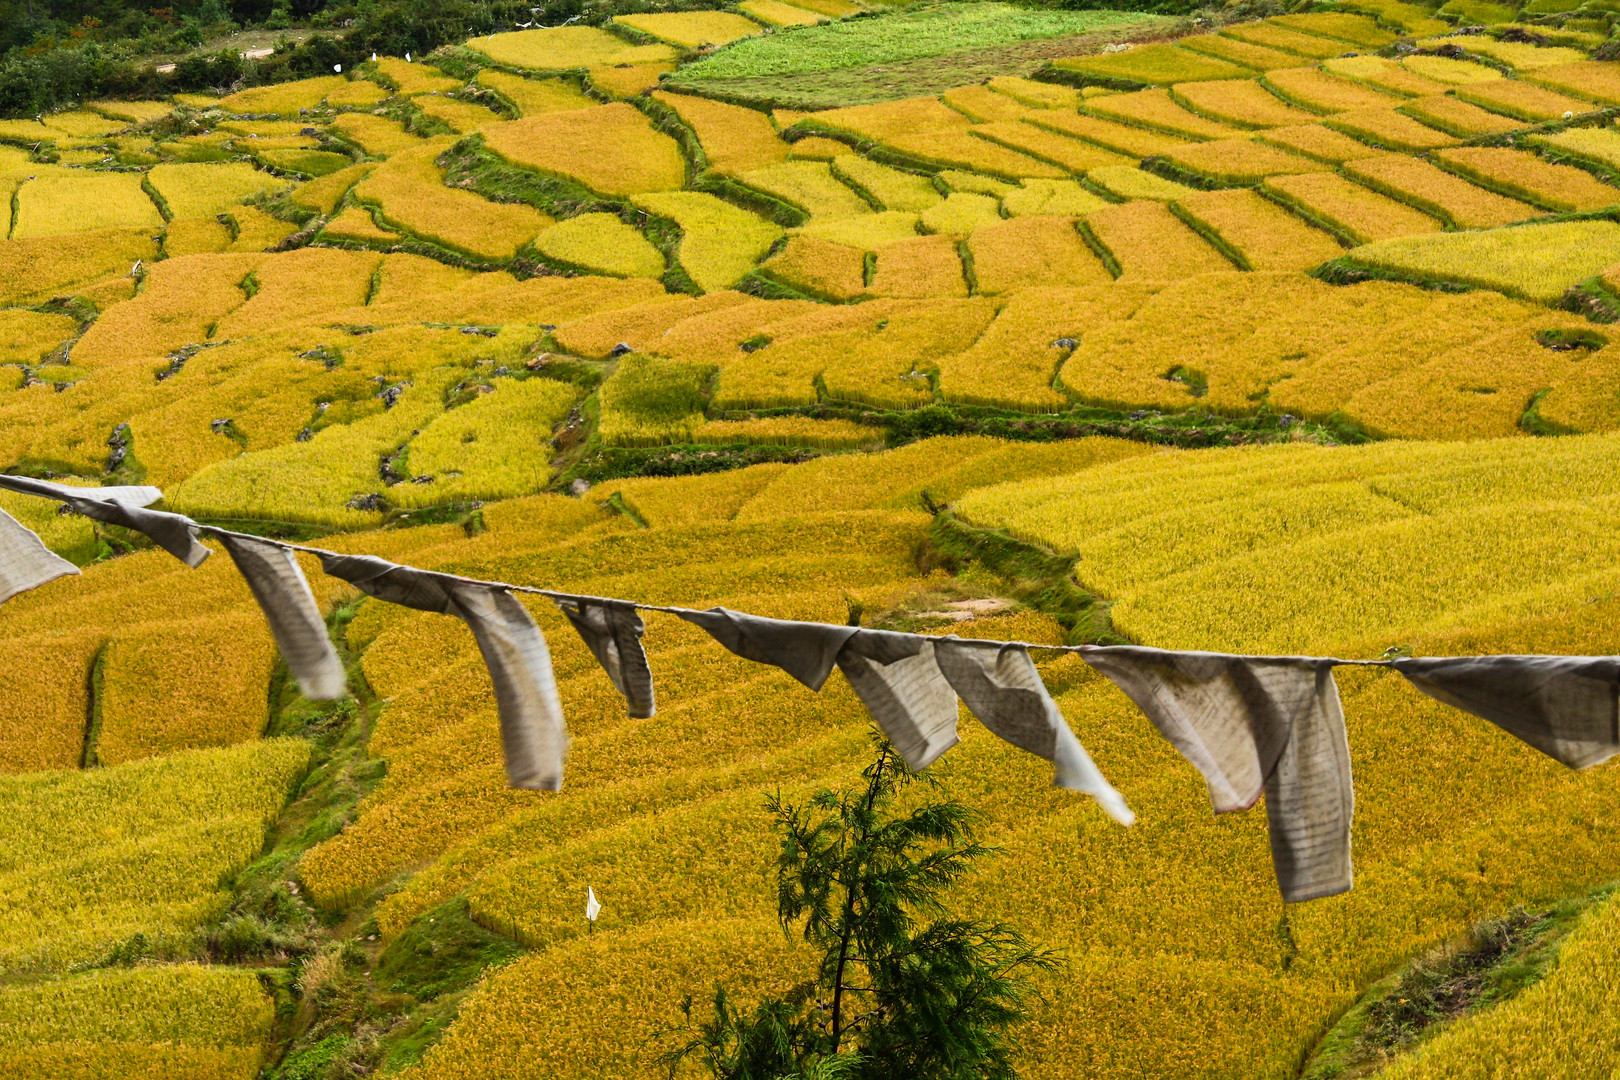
xmin=663 ymin=741 xmax=1061 ymax=1080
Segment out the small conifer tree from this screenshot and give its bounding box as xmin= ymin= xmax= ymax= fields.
xmin=662 ymin=738 xmax=1061 ymax=1080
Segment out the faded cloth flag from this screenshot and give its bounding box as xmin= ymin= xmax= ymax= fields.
xmin=555 ymin=596 xmax=655 ymax=718
xmin=935 ymin=639 xmax=1134 ymax=826
xmin=209 ymin=531 xmax=348 ymax=701
xmin=675 ymin=607 xmax=858 ymax=691
xmin=1393 ymin=655 xmax=1620 ymax=770
xmin=0 ymin=475 xmax=209 ymax=567
xmin=318 ymin=553 xmax=567 ymax=791
xmin=836 ymin=628 xmax=960 ymax=770
xmin=1082 ymin=646 xmax=1353 ymax=903
xmin=0 ymin=507 xmax=79 ymax=604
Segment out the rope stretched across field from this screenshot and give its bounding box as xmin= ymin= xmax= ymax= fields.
xmin=0 ymin=474 xmax=1614 ymax=903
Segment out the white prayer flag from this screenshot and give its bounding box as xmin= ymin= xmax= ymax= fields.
xmin=585 ymin=886 xmax=601 ymax=922
xmin=405 ymin=52 xmax=412 ymax=62
xmin=334 ymin=63 xmax=342 ymax=72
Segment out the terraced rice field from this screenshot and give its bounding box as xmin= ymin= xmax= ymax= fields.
xmin=2 ymin=1 xmax=1620 ymax=1076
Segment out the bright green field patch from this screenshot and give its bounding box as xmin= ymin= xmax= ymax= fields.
xmin=677 ymin=3 xmax=1157 ymax=80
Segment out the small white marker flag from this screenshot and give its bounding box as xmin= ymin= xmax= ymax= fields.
xmin=334 ymin=63 xmax=342 ymax=73
xmin=586 ymin=886 xmax=601 ymax=922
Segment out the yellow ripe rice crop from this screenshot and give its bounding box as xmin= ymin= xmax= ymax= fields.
xmin=1434 ymin=146 xmax=1619 ymax=212
xmin=1338 ymin=0 xmax=1449 ymax=34
xmin=1001 ymin=179 xmax=1109 ymax=217
xmin=354 ymin=138 xmax=554 ymax=261
xmin=0 ymin=631 xmax=103 ymax=773
xmin=793 ymin=210 xmax=921 ymax=249
xmin=788 ymin=135 xmax=856 ymax=160
xmin=1262 ymin=66 xmax=1405 ymax=114
xmin=758 ymin=235 xmax=867 ymax=301
xmin=534 ymin=212 xmax=665 ymax=278
xmin=95 ymin=613 xmax=276 ymax=765
xmin=1441 ymin=38 xmax=1588 ymax=71
xmin=1086 ymin=163 xmax=1201 ymax=200
xmin=38 ymin=110 xmax=125 ymax=137
xmin=392 ymin=377 xmax=578 ymax=505
xmin=1262 ymin=170 xmax=1442 ymax=244
xmin=1397 ymin=94 xmax=1523 ymax=137
xmin=1084 ymin=199 xmax=1236 ymax=281
xmin=1177 ymin=32 xmax=1307 ymax=73
xmin=1532 ymin=125 xmax=1620 ymax=172
xmin=986 ymin=74 xmax=1080 ymax=110
xmin=216 ymin=119 xmax=308 ymax=137
xmin=691 ymin=416 xmax=879 ymax=449
xmin=372 ymin=57 xmax=461 ymax=95
xmin=1173 ymin=188 xmax=1343 ymax=271
xmin=631 ymin=190 xmax=784 ymax=292
xmin=1255 ymin=122 xmax=1385 ymax=163
xmin=171 ymin=366 xmax=464 ymax=527
xmin=551 ymin=292 xmax=751 ymax=358
xmin=1324 ymin=106 xmax=1461 ymax=152
xmin=936 ymin=283 xmax=1151 ymax=410
xmin=829 ymin=155 xmax=942 ymax=212
xmin=1454 ymin=78 xmax=1599 ymax=122
xmin=919 ymin=192 xmax=1003 ymax=237
xmin=469 ymin=26 xmax=676 ymax=70
xmin=1342 ymin=219 xmax=1620 ymax=303
xmin=482 ymin=103 xmax=687 ymax=197
xmin=943 ymin=84 xmax=1033 ymax=123
xmin=1051 ymin=43 xmax=1256 ymax=86
xmin=1084 ymin=87 xmax=1246 ymax=141
xmin=328 ymin=113 xmax=422 ymax=156
xmin=938 ymin=170 xmax=1017 ymax=197
xmin=1269 ymin=12 xmax=1395 ymax=48
xmin=1221 ymin=21 xmax=1358 ymax=60
xmin=1025 ymin=110 xmax=1192 ymax=157
xmin=0 ymin=118 xmax=57 ymax=141
xmin=320 ymin=205 xmax=399 ymax=244
xmin=868 ymin=234 xmax=967 ymax=298
xmin=653 ymin=91 xmax=787 ymax=177
xmin=218 ymin=75 xmax=349 ymax=115
xmin=598 ymin=354 xmax=716 ymax=447
xmin=146 ymin=162 xmax=287 ymax=218
xmin=967 ymin=120 xmax=1133 ymax=174
xmin=0 ymin=1041 xmax=261 ymax=1078
xmin=412 ymin=93 xmax=506 ymax=134
xmin=1163 ymin=138 xmax=1327 ymax=184
xmin=796 ymin=97 xmax=972 ymax=145
xmin=738 ymin=159 xmax=872 ymax=218
xmin=1051 ymin=270 xmax=1618 ymax=433
xmin=475 ymin=70 xmax=594 ymax=116
xmin=88 ymin=100 xmax=174 ymax=124
xmin=1344 ymin=153 xmax=1540 ymax=229
xmin=779 ymin=0 xmax=859 ymax=14
xmin=13 ymin=173 xmax=162 ymax=238
xmin=1171 ymin=79 xmax=1321 ymax=129
xmin=289 ymin=161 xmax=375 ymax=214
xmin=592 ymin=61 xmax=679 ymax=98
xmin=881 ymin=128 xmax=1066 ymax=181
xmin=211 ymin=246 xmax=382 ymax=337
xmin=614 ymin=11 xmax=763 ymax=47
xmin=739 ymin=0 xmax=827 ymax=26
xmin=0 ymin=965 xmax=273 ymax=1057
xmin=966 ymin=215 xmax=1113 ymax=292
xmin=253 ymin=147 xmax=352 ymax=177
xmin=0 ymin=307 xmax=77 ymax=364
xmin=1400 ymin=53 xmax=1504 ymax=85
xmin=1525 ymin=60 xmax=1620 ymax=106
xmin=1321 ymin=55 xmax=1449 ymax=97
xmin=0 ymin=738 xmax=310 ymax=969
xmin=326 ymin=79 xmax=389 ymax=108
